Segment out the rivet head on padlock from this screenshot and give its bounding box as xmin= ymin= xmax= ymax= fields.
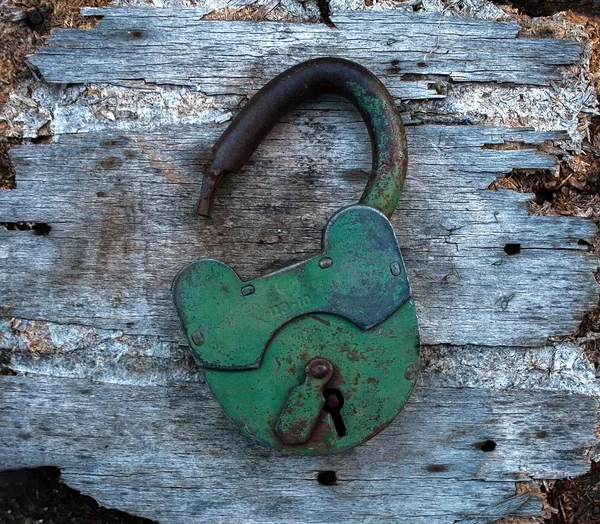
xmin=241 ymin=284 xmax=255 ymax=296
xmin=191 ymin=330 xmax=204 ymax=346
xmin=404 ymin=364 xmax=418 ymax=381
xmin=172 ymin=58 xmax=419 ymax=455
xmin=318 ymin=257 xmax=333 ymax=269
xmin=309 ymin=359 xmax=332 ymax=379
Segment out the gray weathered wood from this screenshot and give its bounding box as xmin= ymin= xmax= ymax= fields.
xmin=1 ymin=121 xmax=596 ymax=347
xmin=3 ymin=319 xmax=598 ymax=402
xmin=1 ymin=375 xmax=597 ymax=523
xmin=27 ymin=9 xmax=583 ymax=97
xmin=1 ymin=7 xmax=598 ymax=523
xmin=3 ymin=318 xmax=599 ymax=399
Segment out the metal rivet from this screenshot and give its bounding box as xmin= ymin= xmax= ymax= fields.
xmin=308 ymin=358 xmax=332 ymax=379
xmin=318 ymin=257 xmax=333 ymax=269
xmin=241 ymin=285 xmax=255 ymax=296
xmin=191 ymin=330 xmax=204 ymax=346
xmin=310 ymin=363 xmax=328 ymax=379
xmin=404 ymin=364 xmax=417 ymax=381
xmin=390 ymin=262 xmax=401 ymax=276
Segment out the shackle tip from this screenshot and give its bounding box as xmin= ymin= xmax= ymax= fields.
xmin=195 ymin=168 xmax=223 ymax=217
xmin=194 ymin=198 xmax=212 ymax=217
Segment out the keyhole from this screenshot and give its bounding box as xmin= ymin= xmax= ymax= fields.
xmin=323 ymin=388 xmax=346 ymax=437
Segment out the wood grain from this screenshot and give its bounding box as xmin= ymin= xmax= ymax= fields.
xmin=1 ymin=120 xmax=596 ymax=347
xmin=1 ymin=375 xmax=597 ymax=523
xmin=1 ymin=8 xmax=598 ymax=523
xmin=27 ymin=9 xmax=582 ymax=96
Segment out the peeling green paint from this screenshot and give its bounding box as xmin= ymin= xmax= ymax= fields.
xmin=347 ymin=81 xmax=407 ymax=217
xmin=173 ymin=206 xmax=419 ymax=454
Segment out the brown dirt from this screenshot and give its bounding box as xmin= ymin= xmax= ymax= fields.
xmin=493 ymin=0 xmax=599 ymax=18
xmin=0 ymin=0 xmax=108 ymax=104
xmin=545 ymin=461 xmax=600 ymax=524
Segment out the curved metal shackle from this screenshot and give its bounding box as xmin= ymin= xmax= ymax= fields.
xmin=195 ymin=57 xmax=408 ymax=219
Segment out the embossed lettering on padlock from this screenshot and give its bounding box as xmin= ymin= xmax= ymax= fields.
xmin=172 ymin=57 xmax=419 ymax=455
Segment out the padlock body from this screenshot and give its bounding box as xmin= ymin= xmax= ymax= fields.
xmin=173 ymin=205 xmax=420 ymax=454
xmin=205 ymin=300 xmax=419 ymax=454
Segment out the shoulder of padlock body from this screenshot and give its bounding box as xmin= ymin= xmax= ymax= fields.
xmin=172 ymin=205 xmax=411 ymax=370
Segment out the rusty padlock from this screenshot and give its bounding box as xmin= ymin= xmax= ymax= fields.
xmin=173 ymin=57 xmax=419 ymax=455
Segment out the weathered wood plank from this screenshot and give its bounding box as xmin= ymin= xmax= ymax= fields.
xmin=1 ymin=120 xmax=596 ymax=347
xmin=26 ymin=9 xmax=582 ymax=97
xmin=2 ymin=7 xmax=598 ymax=523
xmin=1 ymin=375 xmax=597 ymax=523
xmin=3 ymin=318 xmax=598 ymax=395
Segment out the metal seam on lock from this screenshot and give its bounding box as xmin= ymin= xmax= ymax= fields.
xmin=172 ymin=205 xmax=412 ymax=370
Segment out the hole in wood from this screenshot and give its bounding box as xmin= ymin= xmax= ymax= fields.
xmin=1 ymin=222 xmax=51 ymax=235
xmin=475 ymin=440 xmax=497 ymax=452
xmin=317 ymin=471 xmax=337 ymax=486
xmin=32 ymin=223 xmax=52 ymax=235
xmin=323 ymin=388 xmax=346 ymax=438
xmin=504 ymin=243 xmax=521 ymax=256
xmin=535 ymin=187 xmax=555 ymax=204
xmin=426 ymin=464 xmax=448 ymax=472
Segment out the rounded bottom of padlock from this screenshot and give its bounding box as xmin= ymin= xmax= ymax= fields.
xmin=203 ymin=299 xmax=419 ymax=455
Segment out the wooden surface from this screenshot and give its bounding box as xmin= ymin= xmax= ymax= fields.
xmin=3 ymin=375 xmax=598 ymax=523
xmin=1 ymin=7 xmax=599 ymax=523
xmin=29 ymin=8 xmax=582 ymax=90
xmin=2 ymin=123 xmax=596 ymax=346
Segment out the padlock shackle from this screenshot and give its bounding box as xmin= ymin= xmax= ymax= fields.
xmin=195 ymin=57 xmax=408 ymax=219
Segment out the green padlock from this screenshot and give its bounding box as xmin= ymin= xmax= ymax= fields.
xmin=173 ymin=58 xmax=419 ymax=455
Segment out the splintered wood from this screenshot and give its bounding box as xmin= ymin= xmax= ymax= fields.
xmin=1 ymin=7 xmax=598 ymax=524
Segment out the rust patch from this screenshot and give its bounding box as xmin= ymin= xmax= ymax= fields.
xmin=310 ymin=315 xmax=331 ymax=327
xmin=100 ymin=156 xmax=122 ymax=169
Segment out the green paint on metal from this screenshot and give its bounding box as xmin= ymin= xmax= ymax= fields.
xmin=173 ymin=205 xmax=419 ymax=454
xmin=204 ymin=301 xmax=419 ymax=455
xmin=173 ymin=58 xmax=417 ymax=455
xmin=346 ymin=81 xmax=407 ymax=218
xmin=173 ymin=205 xmax=412 ymax=370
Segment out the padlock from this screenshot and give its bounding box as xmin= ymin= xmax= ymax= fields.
xmin=172 ymin=57 xmax=419 ymax=455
